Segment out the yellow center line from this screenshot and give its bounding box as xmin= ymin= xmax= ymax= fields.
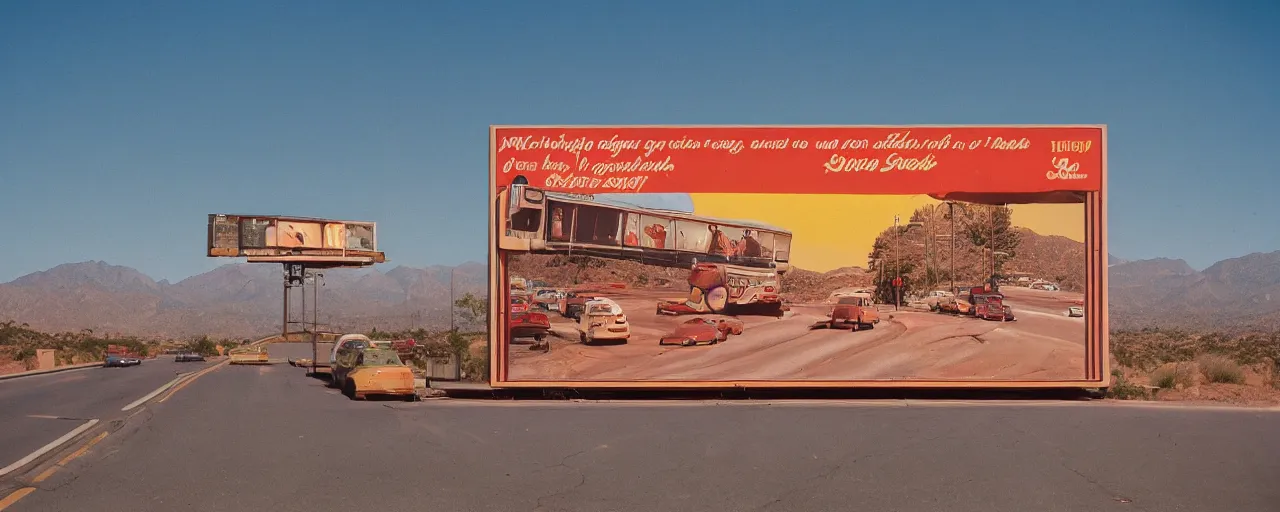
xmin=28 ymin=431 xmax=110 ymax=484
xmin=29 ymin=467 xmax=58 ymax=484
xmin=158 ymin=360 xmax=229 ymax=403
xmin=0 ymin=488 xmax=35 ymax=510
xmin=57 ymin=431 xmax=108 ymax=466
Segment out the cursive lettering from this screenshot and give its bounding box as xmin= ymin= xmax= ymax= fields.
xmin=502 ymin=157 xmax=540 ymax=174
xmin=1046 ymin=157 xmax=1088 ymax=180
xmin=750 ymin=138 xmax=789 ymax=150
xmin=498 ymin=135 xmax=593 ymax=156
xmin=989 ymin=137 xmax=1032 ymax=150
xmin=824 ymin=154 xmax=879 ymax=173
xmin=589 ymin=156 xmax=675 ymax=176
xmin=880 ymin=152 xmax=938 ymax=173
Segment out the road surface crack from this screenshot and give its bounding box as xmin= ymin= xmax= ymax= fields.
xmin=532 ymin=448 xmax=590 ymax=512
xmin=999 ymin=418 xmax=1148 ymax=510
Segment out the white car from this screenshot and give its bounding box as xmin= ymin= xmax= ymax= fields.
xmin=1067 ymin=306 xmax=1084 ymax=317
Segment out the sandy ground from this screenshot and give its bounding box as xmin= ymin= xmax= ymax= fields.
xmin=508 ymin=286 xmax=1087 ymax=381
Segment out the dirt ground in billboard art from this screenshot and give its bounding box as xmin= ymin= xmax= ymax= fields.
xmin=506 ymin=255 xmax=1088 ymax=382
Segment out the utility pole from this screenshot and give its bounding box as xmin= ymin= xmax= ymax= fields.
xmin=948 ymin=202 xmax=956 ymax=295
xmin=450 ymin=267 xmax=456 ymax=331
xmin=894 ymin=215 xmax=901 ymax=310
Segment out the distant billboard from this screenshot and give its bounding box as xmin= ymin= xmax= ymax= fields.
xmin=208 ymin=214 xmax=382 ymax=261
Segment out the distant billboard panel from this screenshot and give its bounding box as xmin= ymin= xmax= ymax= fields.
xmin=208 ymin=214 xmax=383 ymax=263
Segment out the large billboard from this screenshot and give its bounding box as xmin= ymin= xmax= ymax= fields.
xmin=489 ymin=125 xmax=1107 ymax=389
xmin=208 ymin=214 xmax=383 ymax=262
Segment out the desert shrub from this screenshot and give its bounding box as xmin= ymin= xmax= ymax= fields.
xmin=1196 ymin=354 xmax=1245 ymax=384
xmin=1106 ymin=370 xmax=1149 ymax=400
xmin=1150 ymin=363 xmax=1196 ymax=389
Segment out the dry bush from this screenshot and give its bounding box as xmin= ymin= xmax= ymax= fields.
xmin=1150 ymin=363 xmax=1196 ymax=389
xmin=1196 ymin=354 xmax=1246 ymax=384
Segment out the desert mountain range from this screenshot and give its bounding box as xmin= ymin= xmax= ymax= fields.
xmin=2 ymin=234 xmax=1278 ymax=337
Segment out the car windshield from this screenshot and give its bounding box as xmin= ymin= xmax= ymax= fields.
xmin=360 ymin=350 xmax=403 ymax=367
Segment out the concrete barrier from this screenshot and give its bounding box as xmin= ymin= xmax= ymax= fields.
xmin=0 ymin=362 xmax=103 ymax=381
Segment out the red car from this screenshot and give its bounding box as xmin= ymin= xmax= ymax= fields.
xmin=510 ymin=311 xmax=551 ymax=342
xmin=659 ymin=317 xmax=744 ymax=347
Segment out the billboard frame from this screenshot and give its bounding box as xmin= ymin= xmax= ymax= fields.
xmin=487 ymin=124 xmax=1109 ymax=390
xmin=207 ymin=214 xmax=384 ymax=264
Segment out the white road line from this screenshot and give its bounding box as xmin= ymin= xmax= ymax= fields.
xmin=0 ymin=419 xmax=99 ymax=477
xmin=121 ymin=373 xmax=193 ymax=412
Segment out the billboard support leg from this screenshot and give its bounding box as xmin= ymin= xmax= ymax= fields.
xmin=282 ymin=264 xmax=289 ymax=337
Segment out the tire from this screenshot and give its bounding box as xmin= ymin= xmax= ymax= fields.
xmin=579 ymin=332 xmax=587 ymax=344
xmin=343 ymin=380 xmax=357 ymax=400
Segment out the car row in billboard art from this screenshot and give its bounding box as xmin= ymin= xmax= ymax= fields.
xmin=491 ymin=125 xmax=1108 ymax=389
xmin=207 ymin=214 xmax=384 ymax=262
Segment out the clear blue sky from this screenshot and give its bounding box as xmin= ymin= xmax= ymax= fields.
xmin=1 ymin=1 xmax=1277 ymax=283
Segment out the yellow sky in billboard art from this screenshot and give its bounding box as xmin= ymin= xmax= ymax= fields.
xmin=689 ymin=194 xmax=1084 ymax=273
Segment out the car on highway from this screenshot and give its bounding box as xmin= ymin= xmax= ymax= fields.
xmin=104 ymin=355 xmax=142 ymax=367
xmin=577 ymin=298 xmax=630 ymax=344
xmin=510 ymin=310 xmax=552 ymax=342
xmin=1068 ymin=306 xmax=1084 ymax=317
xmin=330 ymin=346 xmax=417 ymax=401
xmin=830 ymin=294 xmax=880 ymax=330
xmin=175 ymin=352 xmax=206 ymax=362
xmin=659 ymin=317 xmax=744 ymax=346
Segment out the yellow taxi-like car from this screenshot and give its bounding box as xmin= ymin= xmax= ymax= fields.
xmin=331 ymin=347 xmax=418 ymax=401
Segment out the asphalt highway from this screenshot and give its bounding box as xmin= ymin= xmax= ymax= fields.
xmin=0 ymin=357 xmax=214 ymax=477
xmin=8 ymin=361 xmax=1279 ymax=512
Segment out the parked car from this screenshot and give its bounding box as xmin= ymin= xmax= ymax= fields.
xmin=1067 ymin=306 xmax=1084 ymax=317
xmin=560 ymin=292 xmax=592 ymax=319
xmin=510 ymin=310 xmax=552 ymax=342
xmin=175 ymin=353 xmax=206 ymax=362
xmin=971 ymin=294 xmax=1008 ymax=321
xmin=510 ymin=296 xmax=530 ymax=314
xmin=659 ymin=317 xmax=744 ymax=346
xmin=330 ymin=346 xmax=417 ymax=401
xmin=830 ymin=295 xmax=880 ymax=331
xmin=937 ymin=296 xmax=973 ymax=315
xmin=577 ymin=298 xmax=630 ymax=344
xmin=104 ymin=356 xmax=142 ymax=367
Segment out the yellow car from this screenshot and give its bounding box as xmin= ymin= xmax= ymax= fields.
xmin=331 ymin=347 xmax=418 ymax=401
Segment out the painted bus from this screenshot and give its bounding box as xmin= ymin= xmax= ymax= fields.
xmin=500 ymin=186 xmax=793 ymax=315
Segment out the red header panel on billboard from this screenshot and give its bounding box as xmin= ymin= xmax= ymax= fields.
xmin=494 ymin=126 xmax=1102 ymax=195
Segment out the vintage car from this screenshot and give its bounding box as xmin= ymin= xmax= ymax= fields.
xmin=510 ymin=310 xmax=552 ymax=342
xmin=331 ymin=346 xmax=417 ymax=401
xmin=510 ymin=296 xmax=530 ymax=314
xmin=174 ymin=352 xmax=205 ymax=362
xmin=970 ymin=294 xmax=1008 ymax=321
xmin=659 ymin=317 xmax=744 ymax=346
xmin=531 ymin=288 xmax=564 ymax=310
xmin=577 ymin=298 xmax=630 ymax=344
xmin=560 ymin=292 xmax=594 ymax=319
xmin=1067 ymin=306 xmax=1084 ymax=317
xmin=937 ymin=296 xmax=973 ymax=315
xmin=830 ymin=295 xmax=880 ymax=330
xmin=327 ymin=334 xmax=375 ymax=368
xmin=104 ymin=355 xmax=142 ymax=367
